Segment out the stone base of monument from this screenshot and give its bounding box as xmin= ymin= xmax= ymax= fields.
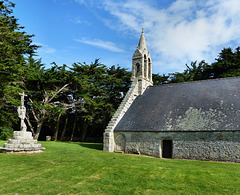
xmin=0 ymin=131 xmax=45 ymax=154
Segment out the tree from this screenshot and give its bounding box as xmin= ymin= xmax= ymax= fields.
xmin=0 ymin=1 xmax=37 ymax=131
xmin=23 ymin=61 xmax=71 ymax=140
xmin=70 ymin=60 xmax=109 ymax=141
xmin=208 ymin=47 xmax=240 ymax=78
xmin=0 ymin=1 xmax=37 ymax=89
xmin=106 ymin=65 xmax=131 ymax=110
xmin=152 ymin=73 xmax=169 ymax=85
xmin=170 ymin=61 xmax=209 ymax=83
xmin=67 ymin=61 xmax=132 ymax=141
xmin=169 ymin=47 xmax=240 ymax=84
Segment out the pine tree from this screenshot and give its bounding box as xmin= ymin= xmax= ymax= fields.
xmin=0 ymin=1 xmax=37 ymax=130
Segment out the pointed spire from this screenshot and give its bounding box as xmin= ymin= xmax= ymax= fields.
xmin=138 ymin=28 xmax=147 ymax=52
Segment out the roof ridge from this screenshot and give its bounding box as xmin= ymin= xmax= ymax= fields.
xmin=151 ymin=76 xmax=240 ymax=87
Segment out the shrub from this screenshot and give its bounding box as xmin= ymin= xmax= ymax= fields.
xmin=0 ymin=126 xmax=13 ymax=140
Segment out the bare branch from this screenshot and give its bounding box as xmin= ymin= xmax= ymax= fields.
xmin=29 ymin=98 xmax=39 ymax=122
xmin=26 ymin=113 xmax=35 ymax=136
xmin=48 ymin=83 xmax=69 ymax=103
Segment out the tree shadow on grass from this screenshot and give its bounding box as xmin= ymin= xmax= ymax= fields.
xmin=79 ymin=143 xmax=103 ymax=151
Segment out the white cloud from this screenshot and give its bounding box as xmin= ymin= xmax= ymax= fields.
xmin=100 ymin=0 xmax=240 ymax=73
xmin=74 ymin=0 xmax=85 ymax=4
xmin=75 ymin=38 xmax=125 ymax=53
xmin=74 ymin=0 xmax=95 ymax=6
xmin=36 ymin=43 xmax=57 ymax=54
xmin=70 ymin=17 xmax=91 ymax=25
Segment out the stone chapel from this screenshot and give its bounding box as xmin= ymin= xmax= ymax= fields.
xmin=103 ymin=29 xmax=240 ymax=163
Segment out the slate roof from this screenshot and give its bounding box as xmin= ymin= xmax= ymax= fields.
xmin=115 ymin=77 xmax=240 ymax=132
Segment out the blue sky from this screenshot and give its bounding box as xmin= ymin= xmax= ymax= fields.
xmin=13 ymin=0 xmax=240 ymax=74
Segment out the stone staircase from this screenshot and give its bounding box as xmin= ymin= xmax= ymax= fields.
xmin=103 ymin=80 xmax=139 ymax=152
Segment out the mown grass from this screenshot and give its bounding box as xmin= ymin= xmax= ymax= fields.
xmin=0 ymin=141 xmax=240 ymax=194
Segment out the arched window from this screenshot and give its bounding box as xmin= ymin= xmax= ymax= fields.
xmin=148 ymin=58 xmax=151 ymax=79
xmin=144 ymin=55 xmax=147 ymax=78
xmin=136 ymin=63 xmax=140 ymax=77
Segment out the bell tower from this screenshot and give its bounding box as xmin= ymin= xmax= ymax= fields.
xmin=103 ymin=29 xmax=153 ymax=153
xmin=132 ymin=28 xmax=153 ymax=94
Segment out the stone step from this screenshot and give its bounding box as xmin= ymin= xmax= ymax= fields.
xmin=8 ymin=139 xmax=20 ymax=144
xmin=0 ymin=147 xmax=45 ymax=153
xmin=8 ymin=139 xmax=37 ymax=144
xmin=118 ymin=104 xmax=128 ymax=109
xmin=2 ymin=143 xmax=42 ymax=149
xmin=108 ymin=122 xmax=115 ymax=127
xmin=1 ymin=131 xmax=45 ymax=154
xmin=108 ymin=120 xmax=119 ymax=126
xmin=107 ymin=123 xmax=115 ymax=127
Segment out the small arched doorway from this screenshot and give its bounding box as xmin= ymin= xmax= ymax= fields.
xmin=115 ymin=134 xmax=126 ymax=152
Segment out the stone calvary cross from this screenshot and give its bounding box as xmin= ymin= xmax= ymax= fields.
xmin=0 ymin=91 xmax=45 ymax=153
xmin=18 ymin=92 xmax=27 ymax=132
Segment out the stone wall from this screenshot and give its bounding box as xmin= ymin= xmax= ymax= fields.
xmin=114 ymin=131 xmax=240 ymax=163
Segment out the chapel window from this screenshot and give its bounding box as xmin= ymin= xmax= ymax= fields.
xmin=136 ymin=63 xmax=140 ymax=77
xmin=144 ymin=55 xmax=147 ymax=78
xmin=148 ymin=58 xmax=151 ymax=79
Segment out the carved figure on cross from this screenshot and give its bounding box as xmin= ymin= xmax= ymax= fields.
xmin=18 ymin=92 xmax=27 ymax=131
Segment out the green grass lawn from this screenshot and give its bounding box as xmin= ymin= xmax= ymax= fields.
xmin=0 ymin=141 xmax=240 ymax=194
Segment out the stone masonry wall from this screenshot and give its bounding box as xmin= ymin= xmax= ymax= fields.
xmin=114 ymin=131 xmax=240 ymax=163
